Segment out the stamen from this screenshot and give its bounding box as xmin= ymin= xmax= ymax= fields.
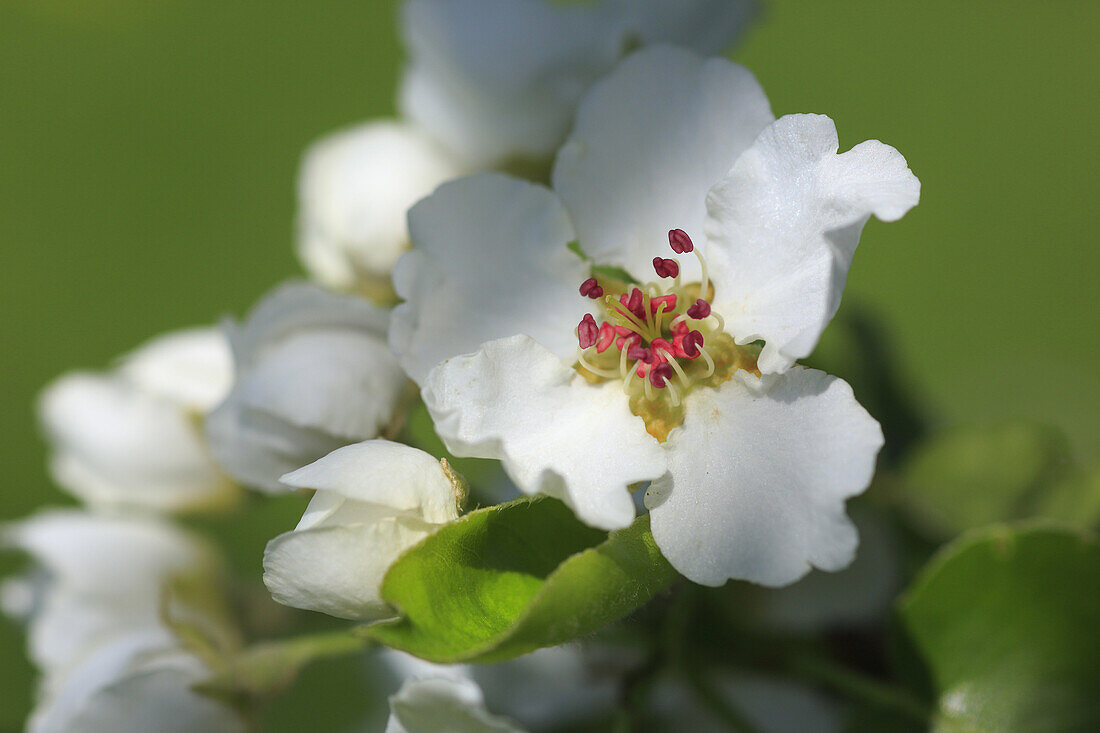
xmin=687 ymin=298 xmax=711 ymax=320
xmin=579 ymin=278 xmax=603 ymax=299
xmin=708 ymin=310 xmax=724 ymax=332
xmin=649 ymin=362 xmax=674 ymax=389
xmin=664 ymin=377 xmax=681 ymax=407
xmin=606 ymin=297 xmax=649 ymax=336
xmin=660 ymin=350 xmax=692 ymax=389
xmin=668 ymin=228 xmax=694 ymax=254
xmin=697 ymin=344 xmax=716 ymax=378
xmin=652 ymin=257 xmax=679 ymax=279
xmin=694 ymin=248 xmax=709 ymax=299
xmin=577 ymin=314 xmax=598 ymax=349
xmin=627 ymin=344 xmax=653 ymax=363
xmin=679 ymin=330 xmax=704 ymax=359
xmin=642 ymin=368 xmax=655 ymax=400
xmin=625 ymin=288 xmax=645 ymax=320
xmin=576 ymin=347 xmax=620 ymax=379
xmin=595 ymin=322 xmax=616 ymax=353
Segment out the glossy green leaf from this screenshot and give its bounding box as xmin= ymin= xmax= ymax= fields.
xmin=364 ymin=497 xmax=676 ymax=663
xmin=899 ymin=420 xmax=1072 ymax=538
xmin=898 ymin=524 xmax=1100 ymax=732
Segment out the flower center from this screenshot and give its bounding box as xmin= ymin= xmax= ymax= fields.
xmin=574 ymin=229 xmax=759 ymax=441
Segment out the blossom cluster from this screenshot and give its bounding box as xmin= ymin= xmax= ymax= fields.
xmin=3 ymin=1 xmax=919 ymax=730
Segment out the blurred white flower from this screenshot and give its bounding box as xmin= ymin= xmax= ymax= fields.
xmin=386 ymin=676 xmax=525 ymax=733
xmin=205 ymin=283 xmax=408 ymax=493
xmin=38 ymin=327 xmax=237 ymax=513
xmin=263 ymin=440 xmax=462 ymax=620
xmin=297 ymin=0 xmax=755 ymax=292
xmin=27 ymin=629 xmax=245 ymax=733
xmin=297 ymin=121 xmax=468 ymax=291
xmin=0 ymin=510 xmax=225 ymax=676
xmin=392 ymin=46 xmax=918 ymax=587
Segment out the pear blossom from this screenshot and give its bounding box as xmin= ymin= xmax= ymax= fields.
xmin=38 ymin=328 xmax=237 ymax=513
xmin=0 ymin=510 xmax=225 ymax=675
xmin=386 ymin=676 xmax=525 ymax=733
xmin=263 ymin=440 xmax=463 ymax=620
xmin=297 ymin=121 xmax=468 ymax=293
xmin=27 ymin=629 xmax=244 ymax=733
xmin=297 ymin=0 xmax=755 ymax=292
xmin=205 ymin=283 xmax=408 ymax=492
xmin=391 ymin=46 xmax=918 ymax=587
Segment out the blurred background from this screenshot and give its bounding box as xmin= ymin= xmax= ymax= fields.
xmin=1 ymin=0 xmax=1096 ymax=728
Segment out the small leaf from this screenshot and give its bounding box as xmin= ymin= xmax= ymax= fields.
xmin=364 ymin=497 xmax=675 ymax=663
xmin=898 ymin=420 xmax=1072 ymax=538
xmin=898 ymin=524 xmax=1100 ymax=732
xmin=196 ymin=629 xmax=371 ymax=704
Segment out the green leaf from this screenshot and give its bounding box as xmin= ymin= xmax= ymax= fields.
xmin=898 ymin=420 xmax=1073 ymax=538
xmin=898 ymin=524 xmax=1100 ymax=732
xmin=364 ymin=497 xmax=676 ymax=663
xmin=196 ymin=629 xmax=371 ymax=705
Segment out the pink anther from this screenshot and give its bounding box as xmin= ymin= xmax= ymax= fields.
xmin=595 ymin=322 xmax=616 ymax=353
xmin=577 ymin=314 xmax=598 ymax=349
xmin=650 ymin=338 xmax=674 ymax=361
xmin=627 ymin=344 xmax=653 ymax=363
xmin=622 ymin=288 xmax=645 ymax=320
xmin=668 ymin=228 xmax=694 ymax=254
xmin=687 ymin=298 xmax=711 ymax=320
xmin=678 ymin=330 xmax=704 ymax=359
xmin=649 ymin=362 xmax=674 ymax=388
xmin=579 ymin=277 xmax=603 ymax=299
xmin=652 ymin=257 xmax=680 ymax=279
xmin=617 ymin=332 xmax=641 ymax=351
xmin=650 ymin=294 xmax=677 ymax=316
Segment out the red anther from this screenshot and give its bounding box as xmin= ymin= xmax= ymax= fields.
xmin=650 ymin=338 xmax=674 ymax=361
xmin=678 ymin=330 xmax=704 ymax=358
xmin=652 ymin=257 xmax=680 ymax=279
xmin=649 ymin=362 xmax=675 ymax=388
xmin=650 ymin=294 xmax=677 ymax=316
xmin=671 ymin=318 xmax=690 ymax=337
xmin=627 ymin=344 xmax=653 ymax=363
xmin=577 ymin=314 xmax=598 ymax=349
xmin=617 ymin=332 xmax=640 ymax=350
xmin=687 ymin=298 xmax=711 ymax=320
xmin=579 ymin=277 xmax=603 ymax=299
xmin=625 ymin=288 xmax=645 ymax=319
xmin=668 ymin=228 xmax=694 ymax=254
xmin=595 ymin=322 xmax=616 ymax=353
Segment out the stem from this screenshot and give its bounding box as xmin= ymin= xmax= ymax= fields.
xmin=786 ymin=653 xmax=931 ymax=723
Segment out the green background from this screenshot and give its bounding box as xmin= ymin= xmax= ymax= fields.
xmin=1 ymin=0 xmax=1096 ymax=728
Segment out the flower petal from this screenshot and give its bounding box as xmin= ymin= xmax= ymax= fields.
xmin=281 ymin=440 xmax=460 ymax=526
xmin=553 ymin=46 xmax=773 ymax=279
xmin=392 ymin=174 xmax=588 ymax=385
xmin=117 ymin=327 xmax=232 ymax=411
xmin=386 ymin=676 xmax=525 ymax=733
xmin=607 ymin=0 xmax=756 ymax=56
xmin=263 ymin=515 xmax=434 ymax=620
xmin=297 ymin=120 xmax=467 ymax=288
xmin=646 ymin=368 xmax=883 ymax=587
xmin=706 ymin=114 xmax=920 ymax=373
xmin=399 ymin=0 xmax=620 ymax=167
xmin=422 ymin=335 xmax=665 ymax=531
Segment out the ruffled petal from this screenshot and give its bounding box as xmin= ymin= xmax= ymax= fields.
xmin=399 ymin=0 xmax=620 ymax=167
xmin=392 ymin=174 xmax=588 ymax=385
xmin=422 ymin=335 xmax=665 ymax=531
xmin=38 ymin=374 xmax=232 ymax=511
xmin=553 ymin=46 xmax=773 ymax=280
xmin=297 ymin=120 xmax=467 ymax=288
xmin=705 ymin=114 xmax=920 ymax=373
xmin=281 ymin=440 xmax=460 ymax=526
xmin=386 ymin=676 xmax=525 ymax=733
xmin=263 ymin=515 xmax=434 ymax=621
xmin=607 ymin=0 xmax=756 ymax=56
xmin=646 ymin=368 xmax=883 ymax=587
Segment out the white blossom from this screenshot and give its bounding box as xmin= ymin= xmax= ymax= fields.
xmin=391 ymin=46 xmax=918 ymax=587
xmin=263 ymin=440 xmax=461 ymax=620
xmin=386 ymin=676 xmax=526 ymax=733
xmin=38 ymin=328 xmax=236 ymax=513
xmin=205 ymin=282 xmax=408 ymax=493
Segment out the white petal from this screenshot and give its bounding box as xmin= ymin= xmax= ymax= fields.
xmin=422 ymin=335 xmax=665 ymax=531
xmin=392 ymin=174 xmax=588 ymax=385
xmin=281 ymin=440 xmax=460 ymax=526
xmin=116 ymin=327 xmax=233 ymax=411
xmin=38 ymin=374 xmax=231 ymax=511
xmin=386 ymin=676 xmax=526 ymax=733
xmin=399 ymin=0 xmax=620 ymax=167
xmin=297 ymin=120 xmax=467 ymax=288
xmin=608 ymin=0 xmax=756 ymax=55
xmin=263 ymin=515 xmax=434 ymax=620
xmin=553 ymin=46 xmax=773 ymax=279
xmin=646 ymin=368 xmax=883 ymax=587
xmin=706 ymin=114 xmax=920 ymax=373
